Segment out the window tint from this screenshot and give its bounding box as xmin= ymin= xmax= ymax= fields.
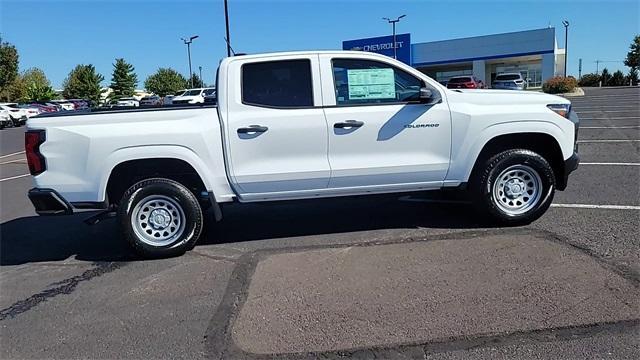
xmin=203 ymin=88 xmax=216 ymax=95
xmin=332 ymin=59 xmax=423 ymax=106
xmin=242 ymin=60 xmax=313 ymax=108
xmin=448 ymin=77 xmax=472 ymax=83
xmin=496 ymin=74 xmax=521 ymax=81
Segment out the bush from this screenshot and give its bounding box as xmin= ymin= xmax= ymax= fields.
xmin=542 ymin=76 xmax=578 ymax=94
xmin=578 ymin=73 xmax=600 ymax=87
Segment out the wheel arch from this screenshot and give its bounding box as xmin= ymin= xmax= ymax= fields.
xmin=467 ymin=132 xmax=567 ymax=190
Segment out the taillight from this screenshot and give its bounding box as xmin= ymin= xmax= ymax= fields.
xmin=25 ymin=130 xmax=46 ymax=175
xmin=466 ymin=82 xmax=476 ymax=88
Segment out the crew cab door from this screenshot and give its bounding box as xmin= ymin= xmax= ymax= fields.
xmin=319 ymin=55 xmax=452 ymax=189
xmin=223 ymin=55 xmax=330 ymax=200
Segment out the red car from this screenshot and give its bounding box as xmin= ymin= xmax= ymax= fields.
xmin=446 ymin=76 xmax=485 ymax=89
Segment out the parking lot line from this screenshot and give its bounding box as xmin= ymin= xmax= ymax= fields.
xmin=0 ymin=151 xmax=25 ymax=159
xmin=581 ymin=126 xmax=640 ymax=129
xmin=0 ymin=159 xmax=25 ymax=165
xmin=579 ymin=117 xmax=639 ymax=120
xmin=577 ymin=139 xmax=640 ymax=143
xmin=580 ymin=162 xmax=640 ymax=166
xmin=0 ymin=174 xmax=30 ymax=182
xmin=550 ymin=203 xmax=640 ymax=210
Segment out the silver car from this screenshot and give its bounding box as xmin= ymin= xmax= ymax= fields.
xmin=492 ymin=73 xmax=526 ymax=90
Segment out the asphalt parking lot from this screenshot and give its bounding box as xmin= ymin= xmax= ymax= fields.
xmin=0 ymin=87 xmax=638 ymax=359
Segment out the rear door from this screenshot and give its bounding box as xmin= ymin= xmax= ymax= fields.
xmin=224 ymin=55 xmax=330 ymax=200
xmin=319 ymin=55 xmax=451 ymax=190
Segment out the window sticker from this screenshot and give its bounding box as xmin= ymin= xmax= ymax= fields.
xmin=347 ymin=68 xmax=395 ymax=100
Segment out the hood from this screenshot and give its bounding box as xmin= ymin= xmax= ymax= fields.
xmin=447 ymin=89 xmax=570 ymax=106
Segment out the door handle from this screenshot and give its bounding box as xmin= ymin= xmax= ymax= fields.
xmin=334 ymin=120 xmax=364 ymax=129
xmin=237 ymin=125 xmax=269 ymax=134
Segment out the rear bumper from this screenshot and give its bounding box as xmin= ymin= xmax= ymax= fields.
xmin=28 ymin=188 xmax=73 ymax=215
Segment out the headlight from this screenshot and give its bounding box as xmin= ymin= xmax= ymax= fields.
xmin=547 ymin=104 xmax=571 ymax=119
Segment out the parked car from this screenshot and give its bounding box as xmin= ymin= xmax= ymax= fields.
xmin=67 ymin=99 xmax=89 ymax=110
xmin=18 ymin=104 xmax=42 ymax=117
xmin=170 ymin=87 xmax=215 ymax=104
xmin=26 ymin=50 xmax=579 ymax=258
xmin=29 ymin=103 xmax=58 ymax=113
xmin=162 ymin=90 xmax=186 ymax=105
xmin=49 ymin=100 xmax=76 ymax=111
xmin=139 ymin=95 xmax=162 ymax=106
xmin=0 ymin=109 xmax=11 ymax=129
xmin=0 ymin=103 xmax=28 ymax=126
xmin=447 ymin=76 xmax=485 ymax=89
xmin=114 ymin=97 xmax=140 ymax=107
xmin=203 ymin=88 xmax=216 ymax=104
xmin=492 ymin=73 xmax=527 ymax=90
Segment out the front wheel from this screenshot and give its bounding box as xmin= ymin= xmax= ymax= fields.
xmin=472 ymin=149 xmax=555 ymax=225
xmin=118 ymin=178 xmax=204 ymax=258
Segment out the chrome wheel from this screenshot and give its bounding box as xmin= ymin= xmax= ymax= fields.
xmin=131 ymin=195 xmax=186 ymax=247
xmin=492 ymin=165 xmax=542 ymax=216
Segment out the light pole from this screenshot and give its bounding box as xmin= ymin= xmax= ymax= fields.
xmin=562 ymin=20 xmax=569 ymax=77
xmin=181 ymin=35 xmax=199 ymax=87
xmin=382 ymin=15 xmax=406 ymax=60
xmin=224 ymin=0 xmax=232 ymax=57
xmin=198 ymin=66 xmax=203 ymax=87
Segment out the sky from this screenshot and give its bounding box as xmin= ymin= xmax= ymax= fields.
xmin=1 ymin=0 xmax=638 ymax=89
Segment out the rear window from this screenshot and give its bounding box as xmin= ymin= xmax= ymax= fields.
xmin=448 ymin=77 xmax=472 ymax=83
xmin=203 ymin=88 xmax=216 ymax=96
xmin=242 ymin=59 xmax=313 ymax=108
xmin=495 ymin=74 xmax=521 ymax=81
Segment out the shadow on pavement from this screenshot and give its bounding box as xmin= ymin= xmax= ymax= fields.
xmin=1 ymin=193 xmax=489 ymax=266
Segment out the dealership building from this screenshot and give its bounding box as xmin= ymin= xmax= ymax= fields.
xmin=343 ymin=27 xmax=566 ymax=88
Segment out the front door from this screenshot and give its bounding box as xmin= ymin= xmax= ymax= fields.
xmin=224 ymin=56 xmax=330 ymax=200
xmin=320 ymin=56 xmax=451 ymax=189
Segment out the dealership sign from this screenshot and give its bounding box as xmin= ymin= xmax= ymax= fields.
xmin=342 ymin=33 xmax=411 ymax=65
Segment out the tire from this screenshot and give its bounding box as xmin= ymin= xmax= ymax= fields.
xmin=471 ymin=149 xmax=555 ymax=225
xmin=118 ymin=178 xmax=204 ymax=258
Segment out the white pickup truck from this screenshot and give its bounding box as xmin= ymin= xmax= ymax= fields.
xmin=26 ymin=51 xmax=579 ymax=257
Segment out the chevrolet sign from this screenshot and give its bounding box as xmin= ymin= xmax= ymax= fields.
xmin=343 ymin=33 xmax=411 ymax=65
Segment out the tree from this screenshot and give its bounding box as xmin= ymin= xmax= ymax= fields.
xmin=62 ymin=64 xmax=104 ymax=105
xmin=188 ymin=73 xmax=204 ymax=88
xmin=0 ymin=36 xmax=20 ymax=101
xmin=578 ymin=73 xmax=600 ymax=87
xmin=22 ymin=67 xmax=56 ymax=102
xmin=609 ymin=70 xmax=626 ymax=86
xmin=144 ymin=68 xmax=188 ymax=96
xmin=626 ymin=68 xmax=638 ymax=86
xmin=109 ymin=58 xmax=137 ymax=100
xmin=600 ymin=68 xmax=611 ymax=86
xmin=624 ymin=35 xmax=640 ymax=71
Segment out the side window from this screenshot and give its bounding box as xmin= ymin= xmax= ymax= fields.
xmin=332 ymin=59 xmax=423 ymax=106
xmin=242 ymin=59 xmax=314 ymax=108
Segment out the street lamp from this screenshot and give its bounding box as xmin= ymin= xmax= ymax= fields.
xmin=382 ymin=15 xmax=406 ymax=60
xmin=199 ymin=66 xmax=203 ymax=87
xmin=181 ymin=35 xmax=199 ymax=87
xmin=562 ymin=20 xmax=569 ymax=77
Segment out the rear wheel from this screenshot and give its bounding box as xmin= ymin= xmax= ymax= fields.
xmin=118 ymin=178 xmax=203 ymax=258
xmin=472 ymin=149 xmax=555 ymax=225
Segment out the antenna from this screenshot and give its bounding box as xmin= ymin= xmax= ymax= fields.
xmin=224 ymin=37 xmax=236 ymax=56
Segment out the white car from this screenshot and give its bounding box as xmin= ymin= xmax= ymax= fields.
xmin=0 ymin=103 xmax=29 ymax=126
xmin=48 ymin=100 xmax=76 ymax=111
xmin=114 ymin=97 xmax=140 ymax=107
xmin=170 ymin=87 xmax=215 ymax=104
xmin=139 ymin=95 xmax=162 ymax=106
xmin=25 ymin=50 xmax=579 ymax=258
xmin=161 ymin=90 xmax=186 ymax=105
xmin=0 ymin=109 xmax=11 ymax=129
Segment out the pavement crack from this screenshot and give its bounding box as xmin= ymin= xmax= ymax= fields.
xmin=0 ymin=261 xmax=123 ymax=321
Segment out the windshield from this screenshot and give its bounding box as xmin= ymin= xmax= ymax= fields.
xmin=495 ymin=74 xmax=521 ymax=81
xmin=183 ymin=89 xmax=202 ymax=96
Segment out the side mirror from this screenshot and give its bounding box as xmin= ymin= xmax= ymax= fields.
xmin=420 ymin=87 xmax=439 ymax=104
xmin=419 ymin=87 xmax=433 ymax=101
